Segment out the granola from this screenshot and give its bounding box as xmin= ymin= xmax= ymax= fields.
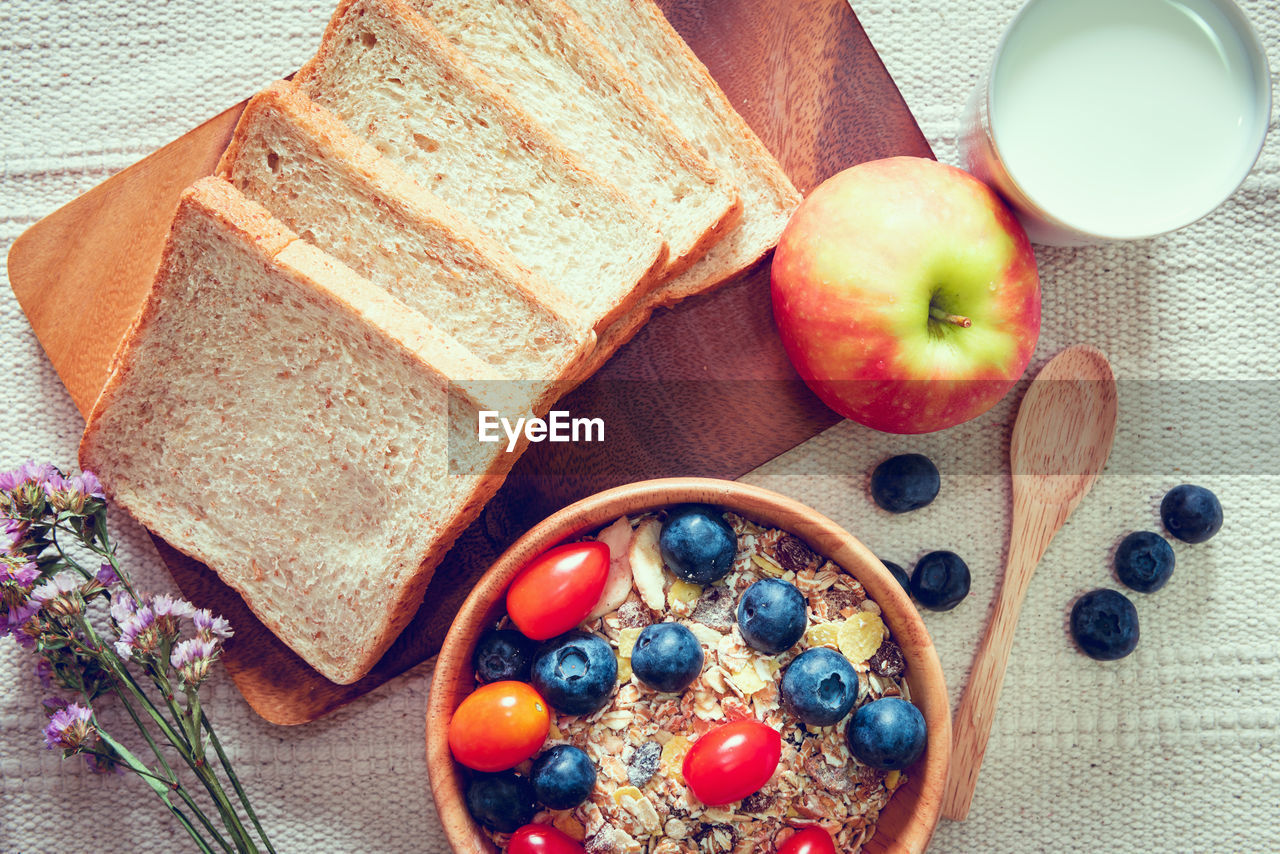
xmin=484 ymin=512 xmax=911 ymax=853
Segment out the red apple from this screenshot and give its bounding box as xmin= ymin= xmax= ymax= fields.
xmin=771 ymin=156 xmax=1040 ymax=434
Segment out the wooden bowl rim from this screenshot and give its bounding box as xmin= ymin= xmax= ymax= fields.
xmin=426 ymin=477 xmax=951 ymax=853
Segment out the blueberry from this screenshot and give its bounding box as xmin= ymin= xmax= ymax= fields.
xmin=1160 ymin=484 xmax=1222 ymax=544
xmin=1114 ymin=531 xmax=1175 ymax=593
xmin=880 ymin=558 xmax=912 ymax=597
xmin=531 ymin=631 xmax=617 ymax=716
xmin=1070 ymin=589 xmax=1139 ymax=661
xmin=631 ymin=622 xmax=704 ymax=693
xmin=870 ymin=454 xmax=940 ymax=513
xmin=780 ymin=647 xmax=858 ymax=727
xmin=737 ymin=578 xmax=808 ymax=654
xmin=472 ymin=629 xmax=536 ymax=683
xmin=910 ymin=551 xmax=970 ymax=611
xmin=464 ymin=771 xmax=537 ymax=833
xmin=846 ymin=697 xmax=927 ymax=770
xmin=659 ymin=504 xmax=738 ymax=585
xmin=530 ymin=744 xmax=596 ymax=809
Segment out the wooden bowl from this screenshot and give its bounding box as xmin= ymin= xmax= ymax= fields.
xmin=426 ymin=478 xmax=951 ymax=853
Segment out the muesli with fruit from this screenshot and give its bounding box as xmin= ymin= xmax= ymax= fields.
xmin=448 ymin=505 xmax=929 ymax=854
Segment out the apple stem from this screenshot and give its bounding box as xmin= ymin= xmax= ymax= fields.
xmin=929 ymin=306 xmax=972 ymax=328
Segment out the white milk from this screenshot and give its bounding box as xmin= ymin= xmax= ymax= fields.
xmin=991 ymin=0 xmax=1263 ymax=238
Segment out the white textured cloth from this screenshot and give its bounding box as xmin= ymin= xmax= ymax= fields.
xmin=1 ymin=0 xmax=1277 ymax=851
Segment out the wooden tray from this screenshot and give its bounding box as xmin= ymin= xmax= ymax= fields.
xmin=7 ymin=0 xmax=931 ymax=725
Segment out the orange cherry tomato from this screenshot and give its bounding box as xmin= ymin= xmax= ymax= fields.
xmin=507 ymin=824 xmax=585 ymax=854
xmin=777 ymin=826 xmax=838 ymax=854
xmin=681 ymin=719 xmax=782 ymax=806
xmin=506 ymin=542 xmax=609 ymax=640
xmin=447 ymin=681 xmax=549 ymax=772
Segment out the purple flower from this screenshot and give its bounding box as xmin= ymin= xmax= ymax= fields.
xmin=94 ymin=563 xmax=119 ymax=589
xmin=35 ymin=659 xmax=55 ymax=690
xmin=171 ymin=637 xmax=219 ymax=686
xmin=43 ymin=703 xmax=94 ymax=751
xmin=109 ymin=594 xmax=137 ymax=625
xmin=192 ymin=608 xmax=234 ymax=641
xmin=151 ymin=594 xmax=196 ymax=639
xmin=0 ymin=462 xmax=58 ymax=492
xmin=44 ymin=470 xmax=103 ymax=515
xmin=114 ymin=604 xmax=157 ymax=660
xmin=1 ymin=556 xmax=39 ymax=587
xmin=30 ymin=573 xmax=83 ymax=618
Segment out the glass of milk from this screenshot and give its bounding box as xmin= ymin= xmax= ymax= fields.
xmin=960 ymin=0 xmax=1270 ymax=245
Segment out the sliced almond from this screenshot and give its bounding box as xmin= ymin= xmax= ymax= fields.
xmin=628 ymin=517 xmax=667 ymax=610
xmin=586 ymin=516 xmax=636 ymax=621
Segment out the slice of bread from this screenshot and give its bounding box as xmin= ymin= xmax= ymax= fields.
xmin=217 ymin=80 xmax=593 ymax=405
xmin=404 ymin=0 xmax=739 ymax=279
xmin=295 ymin=0 xmax=667 ymax=333
xmin=80 ymin=177 xmax=521 ymax=685
xmin=562 ymin=0 xmax=802 ymax=308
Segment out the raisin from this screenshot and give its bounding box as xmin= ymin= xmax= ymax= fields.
xmin=740 ymin=790 xmax=776 ymax=813
xmin=626 ymin=740 xmax=662 ymax=788
xmin=773 ymin=534 xmax=819 ymax=573
xmin=868 ymin=639 xmax=906 ymax=678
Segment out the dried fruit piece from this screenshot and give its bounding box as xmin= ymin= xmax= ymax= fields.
xmin=804 ymin=622 xmax=840 ymax=649
xmin=837 ymin=612 xmax=887 ymax=663
xmin=660 ymin=734 xmax=692 ymax=780
xmin=611 ymin=785 xmax=644 ymax=806
xmin=773 ymin=534 xmax=819 ymax=574
xmin=628 ymin=518 xmax=667 ymax=610
xmin=616 ymin=627 xmax=643 ymax=659
xmin=616 ymin=655 xmax=633 ymax=683
xmin=868 ymin=639 xmax=906 ymax=678
xmin=587 ymin=516 xmax=636 ymax=621
xmin=626 ymin=741 xmax=662 ymax=788
xmin=667 ymin=579 xmax=703 ymax=607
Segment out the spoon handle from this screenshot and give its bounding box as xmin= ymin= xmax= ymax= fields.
xmin=941 ymin=494 xmax=1069 ymax=820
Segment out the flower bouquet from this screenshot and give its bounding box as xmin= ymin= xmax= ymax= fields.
xmin=1 ymin=462 xmax=274 ymax=854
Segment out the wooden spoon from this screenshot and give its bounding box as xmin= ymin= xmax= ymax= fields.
xmin=941 ymin=345 xmax=1118 ymax=820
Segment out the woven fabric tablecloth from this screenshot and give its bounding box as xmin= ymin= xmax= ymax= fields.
xmin=2 ymin=1 xmax=1278 ymax=851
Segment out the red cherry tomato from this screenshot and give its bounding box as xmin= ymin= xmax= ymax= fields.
xmin=681 ymin=719 xmax=782 ymax=806
xmin=447 ymin=681 xmax=549 ymax=772
xmin=777 ymin=826 xmax=838 ymax=854
xmin=507 ymin=541 xmax=609 ymax=640
xmin=507 ymin=824 xmax=585 ymax=854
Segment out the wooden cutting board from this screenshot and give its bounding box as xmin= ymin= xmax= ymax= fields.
xmin=7 ymin=0 xmax=931 ymax=725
